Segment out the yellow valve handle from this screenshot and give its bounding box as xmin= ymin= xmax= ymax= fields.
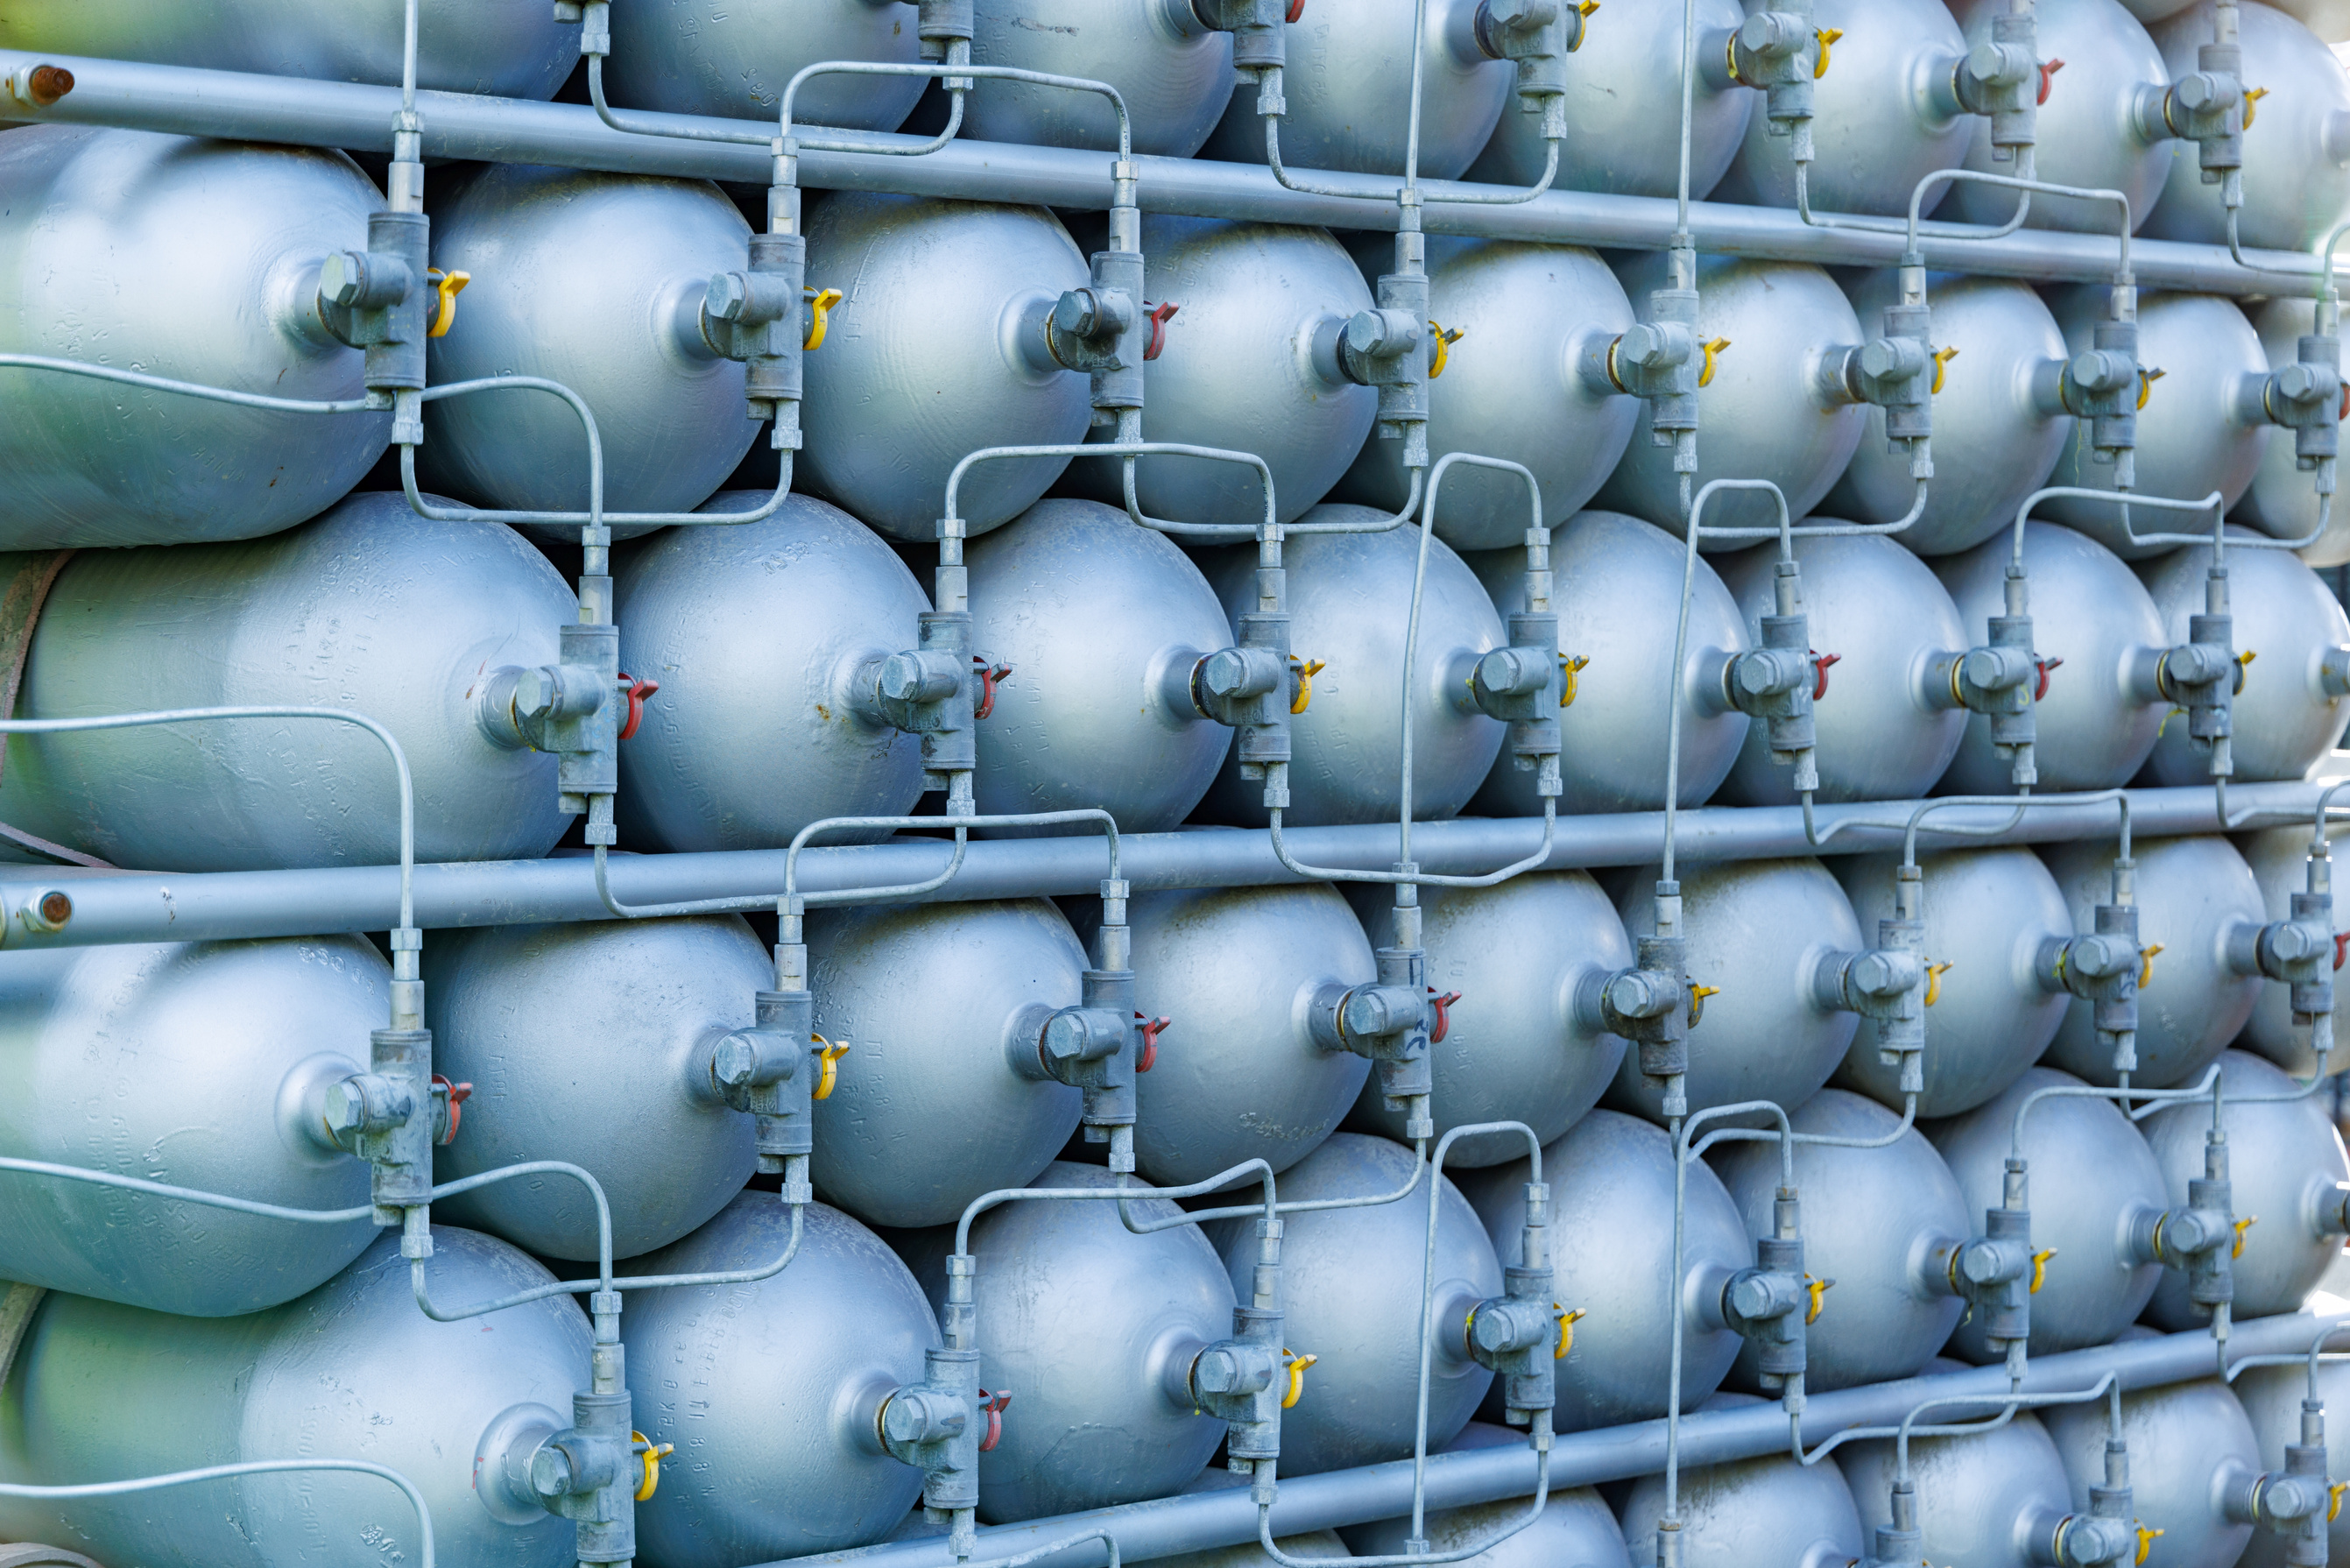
xmin=2136 ymin=1524 xmax=2165 ymax=1565
xmin=1281 ymin=1351 xmax=1317 ymax=1409
xmin=2137 ymin=366 xmax=2166 ymax=411
xmin=2244 ymin=85 xmax=2269 ymax=130
xmin=1699 ymin=337 xmax=1731 ymax=388
xmin=803 ymin=286 xmax=845 ymax=351
xmin=1292 ymin=658 xmax=1327 ymax=716
xmin=1559 ymin=653 xmax=1591 ymax=709
xmin=1688 ymin=982 xmax=1720 ymax=1028
xmin=1813 ymin=27 xmax=1844 ymax=79
xmin=1805 ymin=1274 xmax=1833 ymax=1325
xmin=1570 ymin=0 xmax=1600 ymax=48
xmin=813 ymin=1035 xmax=850 ymax=1101
xmin=2137 ymin=943 xmax=2164 ymax=991
xmin=2234 ymin=1214 xmax=2258 ymax=1259
xmin=1553 ymin=1306 xmax=1586 ymax=1360
xmin=1429 ymin=321 xmax=1465 ymax=379
xmin=427 ymin=269 xmax=469 ymax=338
xmin=2330 ymin=1480 xmax=2347 ymax=1523
xmin=1924 ymin=960 xmax=1954 ymax=1007
xmin=633 ymin=1433 xmax=675 ymax=1502
xmin=2029 ymin=1247 xmax=2057 ymax=1295
xmin=1931 ymin=346 xmax=1960 ymax=395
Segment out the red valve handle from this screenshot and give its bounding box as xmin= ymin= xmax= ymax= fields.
xmin=1810 ymin=652 xmax=1842 ymax=703
xmin=1427 ymin=990 xmax=1462 ymax=1044
xmin=972 ymin=658 xmax=1013 ymax=721
xmin=432 ymin=1075 xmax=473 ymax=1145
xmin=978 ymin=1390 xmax=1012 ymax=1451
xmin=1287 ymin=0 xmax=1304 ymax=19
xmin=2038 ymin=58 xmax=2065 ymax=106
xmin=1144 ymin=302 xmax=1180 ymax=362
xmin=2339 ymin=381 xmax=2348 ymax=423
xmin=2035 ymin=656 xmax=2064 ymax=703
xmin=617 ymin=674 xmax=660 ymax=741
xmin=1135 ymin=1013 xmax=1170 ymax=1073
xmin=2334 ymin=931 xmax=2348 ymax=971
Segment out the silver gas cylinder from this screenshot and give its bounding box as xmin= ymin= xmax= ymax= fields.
xmin=1337 ymin=238 xmax=1638 ymax=547
xmin=1927 ymin=1066 xmax=2170 ymax=1357
xmin=1196 ymin=512 xmax=1506 ymax=828
xmin=2148 ymin=2 xmax=2350 ymax=252
xmin=2275 ymin=0 xmax=2350 ymax=36
xmin=2236 ymin=825 xmax=2350 ymax=1076
xmin=1342 ymin=872 xmax=1632 ymax=1165
xmin=2041 ymin=1379 xmax=2262 ymax=1568
xmin=2040 ymin=287 xmax=2272 ymax=556
xmin=1457 ymin=1110 xmax=1752 ymax=1430
xmin=2234 ymin=1350 xmax=2350 ymax=1568
xmin=2238 ymin=295 xmax=2350 ymax=566
xmin=1197 ymin=0 xmax=1513 ymax=180
xmin=1469 ymin=510 xmax=1754 ymax=816
xmin=1935 ymin=522 xmax=2171 ymax=794
xmin=799 ymin=194 xmax=1093 ymax=540
xmin=960 ymin=0 xmax=1235 ymax=156
xmin=1715 ymin=534 xmax=1969 ymax=803
xmin=1063 ymin=217 xmax=1375 ymax=529
xmin=1467 ymin=0 xmax=1754 ymax=199
xmin=1826 ymin=271 xmax=2072 ymax=556
xmin=1223 ymin=1132 xmax=1500 ymax=1473
xmin=0 ymin=1227 xmax=591 ymax=1568
xmin=604 ymin=0 xmax=923 ymax=134
xmin=1837 ymin=1411 xmax=2078 ymax=1568
xmin=419 ymin=165 xmax=755 ymax=527
xmin=2 ymin=492 xmax=573 ymax=871
xmin=426 ymin=916 xmax=769 ymax=1262
xmin=1835 ymin=848 xmax=2076 ymax=1118
xmin=2037 ymin=834 xmax=2266 ymax=1088
xmin=1597 ymin=254 xmax=1871 ymax=541
xmin=2140 ymin=533 xmax=2350 ymax=784
xmin=2142 ymin=1050 xmax=2350 ymax=1327
xmin=0 ymin=128 xmax=389 ymax=551
xmin=1620 ymin=1398 xmax=1867 ymax=1568
xmin=622 ymin=1194 xmax=941 ymax=1566
xmin=612 ymin=492 xmax=932 ymax=853
xmin=0 ymin=936 xmax=384 ymax=1317
xmin=808 ymin=899 xmax=1084 ymax=1229
xmin=965 ymin=499 xmax=1235 ymax=833
xmin=1608 ymin=858 xmax=1866 ymax=1123
xmin=1710 ymin=1089 xmax=1971 ymax=1392
xmin=1344 ymin=1487 xmax=1628 ymax=1568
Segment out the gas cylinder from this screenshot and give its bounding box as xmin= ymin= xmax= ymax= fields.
xmin=1837 ymin=1411 xmax=2082 ymax=1568
xmin=808 ymin=899 xmax=1085 ymax=1229
xmin=799 ymin=194 xmax=1093 ymax=540
xmin=1709 ymin=1090 xmax=1971 ymax=1392
xmin=1825 ymin=271 xmax=2071 ymax=556
xmin=2041 ymin=1379 xmax=2262 ymax=1568
xmin=1337 ymin=238 xmax=1639 ymax=547
xmin=1342 ymin=872 xmax=1633 ymax=1164
xmin=1196 ymin=512 xmax=1506 ymax=828
xmin=1597 ymin=255 xmax=1871 ymax=541
xmin=1344 ymin=1487 xmax=1628 ymax=1568
xmin=957 ymin=0 xmax=1235 ymax=156
xmin=419 ymin=166 xmax=756 ymax=527
xmin=2148 ymin=2 xmax=2350 ymax=253
xmin=1714 ymin=534 xmax=1969 ymax=803
xmin=612 ymin=492 xmax=932 ymax=853
xmin=1469 ymin=510 xmax=1754 ymax=816
xmin=603 ymin=0 xmax=924 ymax=134
xmin=2140 ymin=533 xmax=2350 ymax=784
xmin=964 ymin=499 xmax=1235 ymax=833
xmin=2236 ymin=295 xmax=2350 ymax=566
xmin=425 ymin=916 xmax=769 ymax=1261
xmin=1154 ymin=1529 xmax=1347 ymax=1568
xmin=2235 ymin=825 xmax=2350 ymax=1076
xmin=1222 ymin=1133 xmax=1500 ymax=1473
xmin=1457 ymin=1111 xmax=1752 ymax=1430
xmin=1927 ymin=1066 xmax=2170 ymax=1357
xmin=0 ymin=936 xmax=384 ymax=1317
xmin=1618 ymin=1395 xmax=1868 ymax=1568
xmin=2037 ymin=834 xmax=2266 ymax=1088
xmin=622 ymin=1195 xmax=942 ymax=1566
xmin=2233 ymin=1350 xmax=2350 ymax=1568
xmin=0 ymin=1227 xmax=591 ymax=1568
xmin=0 ymin=128 xmax=389 ymax=550
xmin=0 ymin=492 xmax=574 ymax=871
xmin=2273 ymin=0 xmax=2350 ymax=35
xmin=1607 ymin=858 xmax=1867 ymax=1123
xmin=2141 ymin=1050 xmax=2350 ymax=1327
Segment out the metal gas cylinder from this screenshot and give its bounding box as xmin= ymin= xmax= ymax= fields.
xmin=808 ymin=899 xmax=1085 ymax=1229
xmin=0 ymin=0 xmax=574 ymax=99
xmin=1222 ymin=1132 xmax=1500 ymax=1473
xmin=1197 ymin=0 xmax=1513 ymax=180
xmin=1196 ymin=512 xmax=1506 ymax=828
xmin=604 ymin=0 xmax=923 ymax=133
xmin=420 ymin=166 xmax=756 ymax=527
xmin=622 ymin=1194 xmax=940 ymax=1566
xmin=1344 ymin=1487 xmax=1629 ymax=1568
xmin=2037 ymin=834 xmax=2266 ymax=1088
xmin=1607 ymin=858 xmax=1866 ymax=1122
xmin=1709 ymin=1089 xmax=1972 ymax=1392
xmin=0 ymin=1227 xmax=591 ymax=1568
xmin=1597 ymin=254 xmax=1871 ymax=540
xmin=1620 ymin=1402 xmax=1867 ymax=1568
xmin=1715 ymin=534 xmax=1969 ymax=803
xmin=1827 ymin=271 xmax=2072 ymax=555
xmin=2142 ymin=1050 xmax=2350 ymax=1326
xmin=1927 ymin=1066 xmax=2170 ymax=1358
xmin=2041 ymin=1379 xmax=2262 ymax=1568
xmin=2141 ymin=533 xmax=2350 ymax=784
xmin=1935 ymin=522 xmax=2171 ymax=794
xmin=1066 ymin=881 xmax=1374 ymax=1187
xmin=1467 ymin=0 xmax=1754 ymax=199
xmin=612 ymin=492 xmax=932 ymax=853
xmin=426 ymin=916 xmax=769 ymax=1262
xmin=0 ymin=128 xmax=389 ymax=551
xmin=2 ymin=492 xmax=573 ymax=871
xmin=1834 ymin=848 xmax=2074 ymax=1117
xmin=900 ymin=1164 xmax=1235 ymax=1520
xmin=2234 ymin=1351 xmax=2350 ymax=1568
xmin=1837 ymin=1411 xmax=2079 ymax=1568
xmin=1457 ymin=1110 xmax=1752 ymax=1430
xmin=1337 ymin=237 xmax=1637 ymax=547
xmin=1064 ymin=217 xmax=1375 ymax=529
xmin=2238 ymin=295 xmax=2350 ymax=566
xmin=799 ymin=194 xmax=1093 ymax=540
xmin=965 ymin=499 xmax=1235 ymax=833
xmin=2236 ymin=825 xmax=2350 ymax=1076
xmin=1342 ymin=872 xmax=1633 ymax=1164
xmin=0 ymin=936 xmax=384 ymax=1317
xmin=2148 ymin=2 xmax=2350 ymax=252
xmin=958 ymin=0 xmax=1235 ymax=156
xmin=1469 ymin=510 xmax=1754 ymax=816
xmin=2041 ymin=287 xmax=2272 ymax=556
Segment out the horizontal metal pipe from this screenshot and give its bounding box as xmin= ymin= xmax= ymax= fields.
xmin=0 ymin=779 xmax=2324 ymax=950
xmin=2 ymin=49 xmax=2339 ymax=295
xmin=772 ymin=1310 xmax=2339 ymax=1568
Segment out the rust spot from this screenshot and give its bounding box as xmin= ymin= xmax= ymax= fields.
xmin=37 ymin=891 xmax=70 ymax=928
xmin=815 ymin=703 xmax=832 ymax=722
xmin=25 ymin=66 xmax=74 ymax=108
